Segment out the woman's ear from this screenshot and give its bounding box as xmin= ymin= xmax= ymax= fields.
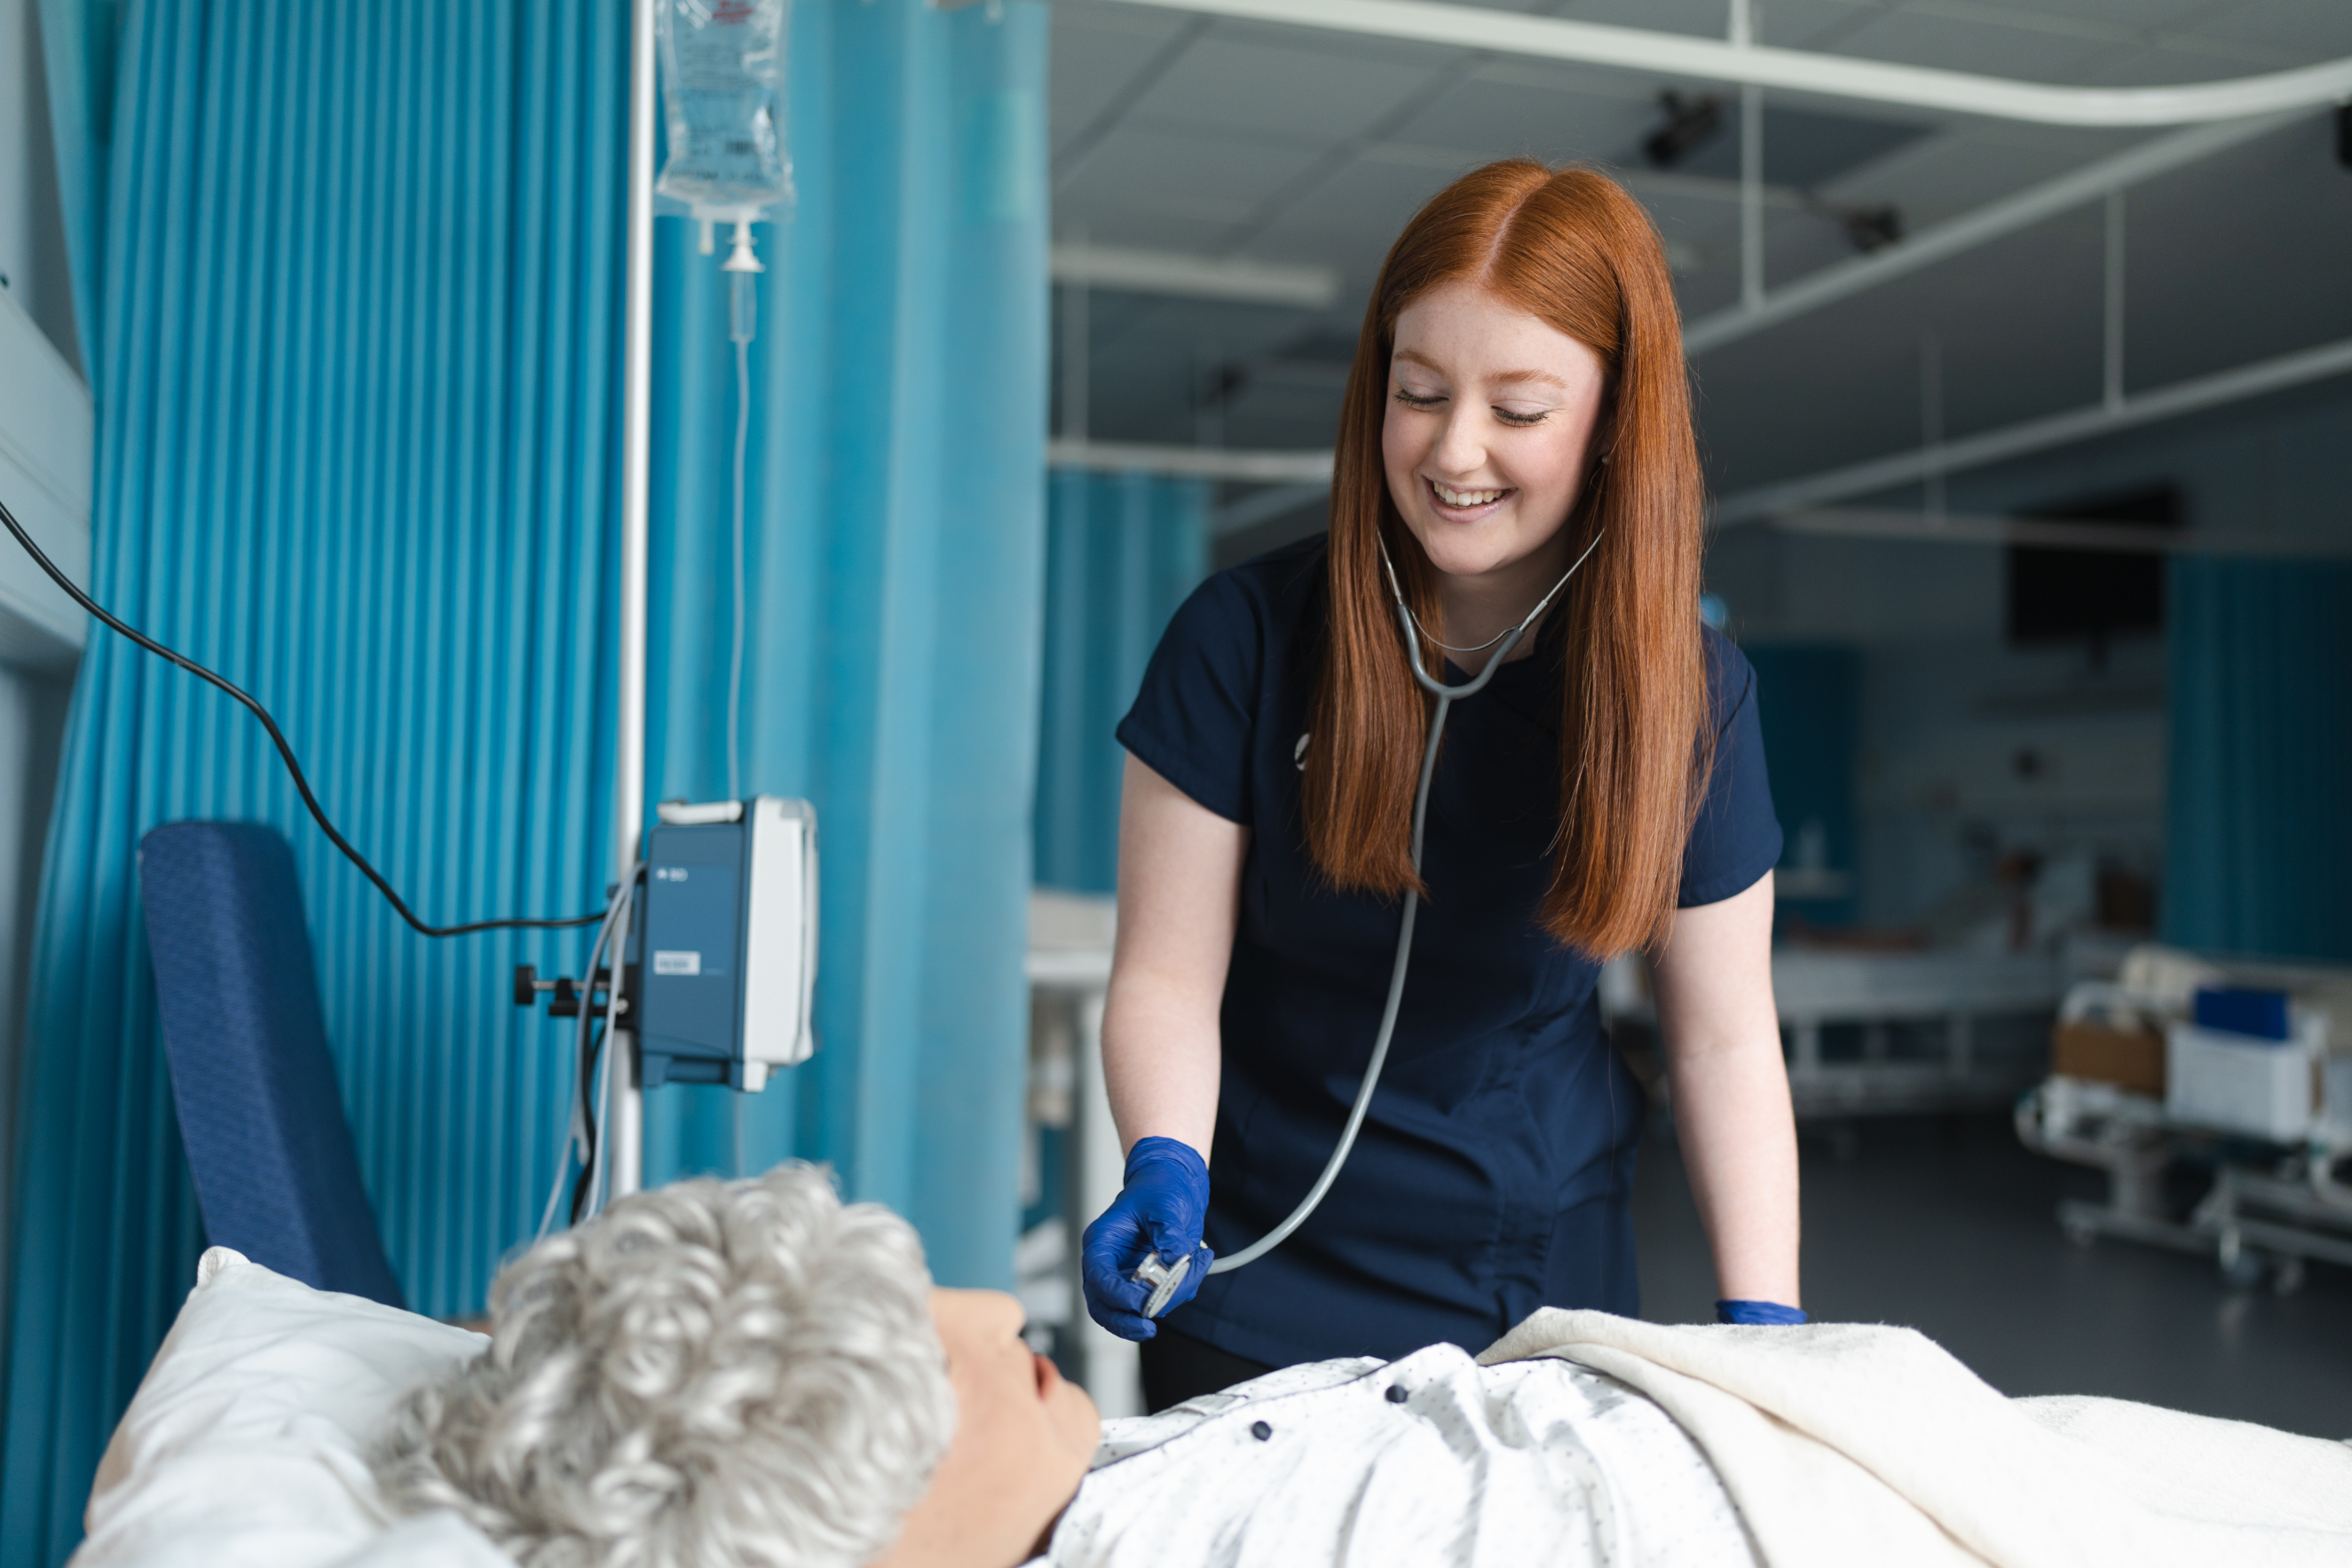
xmin=1589 ymin=383 xmax=1620 ymax=467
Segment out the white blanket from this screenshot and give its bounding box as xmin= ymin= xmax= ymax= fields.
xmin=1480 ymin=1310 xmax=2352 ymax=1568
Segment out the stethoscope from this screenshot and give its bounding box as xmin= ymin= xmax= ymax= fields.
xmin=1133 ymin=524 xmax=1607 ymax=1316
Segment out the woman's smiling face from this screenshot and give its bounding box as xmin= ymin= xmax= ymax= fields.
xmin=1381 ymin=280 xmax=1610 ymax=587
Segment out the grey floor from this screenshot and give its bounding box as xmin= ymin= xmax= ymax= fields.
xmin=1632 ymin=1110 xmax=2352 ymax=1440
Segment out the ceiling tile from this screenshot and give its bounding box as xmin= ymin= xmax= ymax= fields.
xmin=1670 ymin=104 xmax=1934 ymax=189
xmin=2072 ymin=41 xmax=2288 ymax=83
xmin=1469 ymin=57 xmax=1685 ymax=103
xmin=1238 ymin=156 xmax=1469 ymax=283
xmin=2185 ymin=3 xmax=2352 ymax=59
xmin=1051 ymin=12 xmax=1191 ymax=161
xmin=1818 ymin=127 xmax=2146 ymax=229
xmin=1386 ymin=76 xmax=1661 ymax=163
xmin=1928 ymin=0 xmax=2218 ymax=30
xmin=1057 ymin=123 xmax=1326 ymax=219
xmin=2173 ymin=0 xmax=2352 ymax=57
xmin=1125 ymin=35 xmax=1439 ymax=145
xmin=1824 ymin=9 xmax=2113 ymax=78
xmin=1192 ymin=13 xmax=1474 ymax=69
xmin=1764 ymin=0 xmax=1891 ymax=51
xmin=1553 ymin=0 xmax=1742 ymax=37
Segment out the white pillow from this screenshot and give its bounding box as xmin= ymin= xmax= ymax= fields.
xmin=72 ymin=1247 xmax=514 ymax=1568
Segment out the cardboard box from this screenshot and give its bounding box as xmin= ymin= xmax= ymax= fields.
xmin=2052 ymin=1021 xmax=2166 ymax=1096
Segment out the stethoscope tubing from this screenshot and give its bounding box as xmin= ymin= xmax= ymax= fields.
xmin=1203 ymin=527 xmax=1603 ymax=1277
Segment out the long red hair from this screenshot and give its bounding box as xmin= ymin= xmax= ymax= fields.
xmin=1303 ymin=161 xmax=1709 ymax=957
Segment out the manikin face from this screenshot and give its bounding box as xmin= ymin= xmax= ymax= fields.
xmin=1381 ymin=280 xmax=1611 ymax=593
xmin=871 ymin=1289 xmax=1101 ymax=1568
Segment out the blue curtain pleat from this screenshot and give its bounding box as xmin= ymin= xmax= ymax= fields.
xmin=2163 ymin=557 xmax=2352 ymax=961
xmin=1032 ymin=470 xmax=1209 ymax=893
xmin=1 ymin=3 xmax=1048 ymax=1561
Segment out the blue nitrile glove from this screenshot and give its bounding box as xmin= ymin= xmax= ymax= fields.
xmin=1082 ymin=1136 xmax=1213 ymax=1342
xmin=1717 ymin=1299 xmax=1808 ymax=1326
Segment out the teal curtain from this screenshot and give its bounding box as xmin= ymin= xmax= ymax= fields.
xmin=1742 ymin=644 xmax=1860 ymax=927
xmin=1033 ymin=469 xmax=1209 ymax=894
xmin=2 ymin=3 xmax=1046 ymax=1562
xmin=2163 ymin=558 xmax=2352 ymax=961
xmin=639 ymin=0 xmax=1048 ymax=1253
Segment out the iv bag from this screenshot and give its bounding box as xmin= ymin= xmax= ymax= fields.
xmin=656 ymin=0 xmax=793 ymax=217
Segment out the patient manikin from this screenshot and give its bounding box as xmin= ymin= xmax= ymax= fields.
xmin=375 ymin=1165 xmax=1753 ymax=1568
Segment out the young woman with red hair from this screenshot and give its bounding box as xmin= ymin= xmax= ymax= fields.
xmin=1081 ymin=162 xmax=1801 ymax=1410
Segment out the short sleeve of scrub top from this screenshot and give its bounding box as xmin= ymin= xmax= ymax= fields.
xmin=1117 ymin=535 xmax=1781 ymax=1368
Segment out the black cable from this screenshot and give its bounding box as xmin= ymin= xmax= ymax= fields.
xmin=0 ymin=494 xmax=604 ymax=934
xmin=569 ymin=1016 xmax=607 ymax=1226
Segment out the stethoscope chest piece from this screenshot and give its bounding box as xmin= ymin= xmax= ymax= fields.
xmin=1133 ymin=1249 xmax=1192 ymax=1319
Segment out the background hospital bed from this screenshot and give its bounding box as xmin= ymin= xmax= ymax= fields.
xmin=1601 ymin=947 xmax=2069 ymax=1122
xmin=2017 ymin=950 xmax=2352 ymax=1293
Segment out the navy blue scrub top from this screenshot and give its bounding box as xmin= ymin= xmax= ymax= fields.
xmin=1115 ymin=534 xmax=1781 ymax=1368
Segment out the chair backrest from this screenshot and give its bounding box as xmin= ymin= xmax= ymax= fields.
xmin=138 ymin=821 xmax=406 ymax=1308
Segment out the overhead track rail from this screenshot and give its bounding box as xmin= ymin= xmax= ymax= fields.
xmin=1047 ymin=439 xmax=1334 ymax=484
xmin=1078 ymin=0 xmax=2352 ymax=127
xmin=1711 ymin=335 xmax=2352 ymax=526
xmin=1763 ymin=507 xmax=2352 ymax=559
xmin=1682 ymin=112 xmax=2302 ymax=356
xmin=1052 ymin=243 xmax=1341 ymax=308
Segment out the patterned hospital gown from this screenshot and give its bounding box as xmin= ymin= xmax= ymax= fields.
xmin=1036 ymin=1343 xmax=1760 ymax=1568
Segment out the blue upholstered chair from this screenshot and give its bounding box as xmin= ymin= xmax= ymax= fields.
xmin=138 ymin=821 xmax=406 ymax=1309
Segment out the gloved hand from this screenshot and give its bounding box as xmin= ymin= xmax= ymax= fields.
xmin=1717 ymin=1298 xmax=1808 ymax=1326
xmin=1082 ymin=1137 xmax=1213 ymax=1341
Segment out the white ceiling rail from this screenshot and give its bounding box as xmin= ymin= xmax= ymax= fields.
xmin=1079 ymin=0 xmax=2352 ymax=127
xmin=1710 ymin=334 xmax=2352 ymax=526
xmin=1049 ymin=440 xmax=1337 ymax=484
xmin=1052 ymin=243 xmax=1342 ymax=308
xmin=1767 ymin=507 xmax=2352 ymax=559
xmin=1683 ymin=112 xmax=2298 ymax=356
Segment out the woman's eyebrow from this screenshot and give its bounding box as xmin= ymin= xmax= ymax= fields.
xmin=1392 ymin=351 xmax=1567 ymax=391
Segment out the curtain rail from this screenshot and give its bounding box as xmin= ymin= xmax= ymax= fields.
xmin=1075 ymin=0 xmax=2352 ymax=127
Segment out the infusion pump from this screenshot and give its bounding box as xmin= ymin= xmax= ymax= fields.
xmin=635 ymin=795 xmax=818 ymax=1091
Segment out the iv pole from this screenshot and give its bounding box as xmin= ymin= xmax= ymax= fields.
xmin=609 ymin=0 xmax=658 ymax=1201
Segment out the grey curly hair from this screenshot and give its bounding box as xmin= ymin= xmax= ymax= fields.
xmin=374 ymin=1164 xmax=956 ymax=1568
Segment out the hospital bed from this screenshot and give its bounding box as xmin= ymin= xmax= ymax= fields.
xmin=1602 ymin=947 xmax=2069 ymax=1121
xmin=2016 ymin=949 xmax=2352 ymax=1292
